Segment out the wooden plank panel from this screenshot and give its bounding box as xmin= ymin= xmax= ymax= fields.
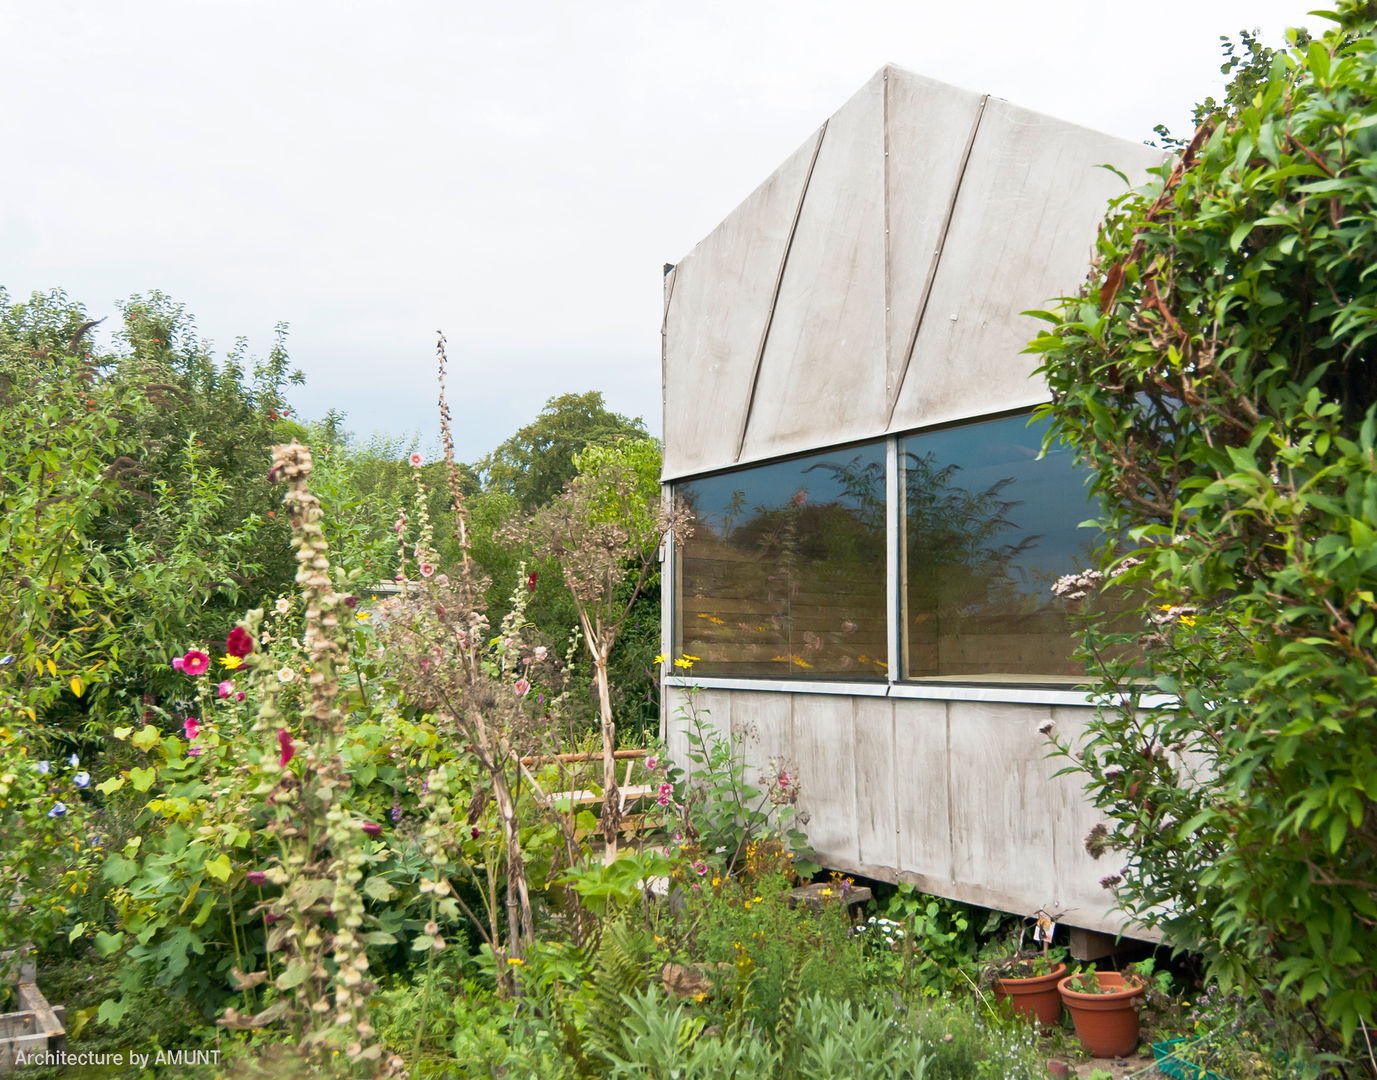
xmin=741 ymin=71 xmax=888 ymax=462
xmin=853 ymin=697 xmax=898 ymax=872
xmin=727 ymin=690 xmax=794 ymax=803
xmin=791 ymin=695 xmax=859 ymax=863
xmin=662 ymin=130 xmax=821 ymax=479
xmin=889 ymin=97 xmax=1165 ymax=433
xmin=894 ymin=698 xmax=951 ymax=882
xmin=947 ymin=700 xmax=1058 ymax=913
xmin=883 ymin=69 xmax=986 ymax=399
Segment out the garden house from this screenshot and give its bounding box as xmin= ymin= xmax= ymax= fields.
xmin=659 ymin=66 xmax=1166 ymax=942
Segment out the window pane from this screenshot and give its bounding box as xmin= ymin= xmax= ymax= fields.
xmin=901 ymin=413 xmax=1096 ymax=681
xmin=676 ymin=443 xmax=887 ymax=678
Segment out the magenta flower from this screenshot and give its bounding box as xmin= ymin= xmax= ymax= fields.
xmin=245 ymin=871 xmax=268 ymax=885
xmin=513 ymin=678 xmax=531 ymax=697
xmin=692 ymin=860 xmax=708 ymax=876
xmin=360 ymin=822 xmax=382 ymax=837
xmin=225 ymin=627 xmax=253 ymax=658
xmin=235 ymin=691 xmax=246 ymax=702
xmin=171 ymin=656 xmax=186 ymax=672
xmin=187 ymin=747 xmax=202 ymax=757
xmin=183 ymin=717 xmax=201 ymax=740
xmin=217 ymin=681 xmax=234 ymax=699
xmin=646 ymin=756 xmax=659 ymax=770
xmin=181 ymin=650 xmax=210 ymax=676
xmin=409 ymin=452 xmax=424 ymax=467
xmin=277 ymin=729 xmax=296 ymax=767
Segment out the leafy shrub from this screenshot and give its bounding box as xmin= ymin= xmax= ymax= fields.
xmin=1028 ymin=1 xmax=1377 ymax=1057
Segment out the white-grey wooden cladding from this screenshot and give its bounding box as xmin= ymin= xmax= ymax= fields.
xmin=661 ymin=65 xmax=1166 ymax=480
xmin=664 ymin=685 xmax=1155 ymax=940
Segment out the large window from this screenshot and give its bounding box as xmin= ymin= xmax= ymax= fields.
xmin=900 ymin=413 xmax=1096 ymax=682
xmin=675 ymin=443 xmax=887 ymax=678
xmin=673 ymin=412 xmax=1101 ymax=685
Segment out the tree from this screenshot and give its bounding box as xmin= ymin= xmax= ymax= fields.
xmin=480 ymin=391 xmax=648 ymax=510
xmin=1029 ymin=2 xmax=1377 ymax=1062
xmin=519 ymin=438 xmax=686 ymax=859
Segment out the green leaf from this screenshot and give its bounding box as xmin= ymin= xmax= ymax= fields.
xmin=131 ymin=726 xmax=160 ymax=751
xmin=128 ymin=766 xmax=157 ymax=792
xmin=204 ymin=853 xmax=231 ymax=882
xmin=93 ymin=931 xmax=126 ymax=958
xmin=361 ymin=876 xmax=396 ymax=902
xmin=276 ymin=959 xmax=311 ymax=990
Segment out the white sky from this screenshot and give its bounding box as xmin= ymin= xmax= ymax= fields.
xmin=1 ymin=1 xmax=1322 ymax=462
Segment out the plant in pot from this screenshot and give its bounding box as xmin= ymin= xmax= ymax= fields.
xmin=984 ymin=911 xmax=1069 ymax=1028
xmin=1058 ymin=964 xmax=1147 ymax=1058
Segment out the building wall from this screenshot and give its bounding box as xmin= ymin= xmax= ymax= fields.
xmin=664 ymin=683 xmax=1153 ymax=939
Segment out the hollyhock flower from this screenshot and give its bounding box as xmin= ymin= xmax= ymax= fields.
xmin=513 ymin=678 xmax=531 ymax=697
xmin=360 ymin=822 xmax=382 ymax=837
xmin=171 ymin=656 xmax=186 ymax=672
xmin=275 ymin=598 xmax=291 ymax=614
xmin=235 ymin=691 xmax=246 ymax=702
xmin=36 ymin=760 xmax=50 ymax=774
xmin=409 ymin=452 xmax=423 ymax=467
xmin=470 ymin=826 xmax=480 ymax=840
xmin=183 ymin=717 xmax=201 ymax=740
xmin=73 ymin=772 xmax=90 ymax=788
xmin=48 ymin=802 xmax=67 ymax=818
xmin=645 ymin=756 xmax=659 ymax=771
xmin=277 ymin=667 xmax=295 ymax=683
xmin=526 ymin=570 xmax=537 ymax=592
xmin=533 ymin=646 xmax=548 ymax=662
xmin=246 ymin=871 xmax=268 ymax=885
xmin=343 ymin=595 xmax=358 ymax=609
xmin=181 ymin=650 xmax=210 ymax=676
xmin=277 ymin=729 xmax=295 ymax=766
xmin=225 ymin=627 xmax=253 ymax=658
xmin=420 ymin=563 xmax=435 ymax=578
xmin=217 ymin=681 xmax=234 ymax=699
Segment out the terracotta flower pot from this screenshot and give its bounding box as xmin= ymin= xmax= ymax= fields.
xmin=1058 ymin=971 xmax=1145 ymax=1058
xmin=992 ymin=962 xmax=1067 ymax=1027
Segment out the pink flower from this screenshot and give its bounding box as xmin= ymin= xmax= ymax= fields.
xmin=217 ymin=681 xmax=234 ymax=699
xmin=646 ymin=756 xmax=659 ymax=770
xmin=409 ymin=452 xmax=424 ymax=467
xmin=692 ymin=860 xmax=707 ymax=876
xmin=171 ymin=656 xmax=186 ymax=672
xmin=225 ymin=627 xmax=253 ymax=658
xmin=181 ymin=650 xmax=210 ymax=676
xmin=778 ymin=771 xmax=791 ymax=788
xmin=245 ymin=871 xmax=268 ymax=885
xmin=420 ymin=563 xmax=435 ymax=578
xmin=658 ymin=782 xmax=673 ymax=799
xmin=277 ymin=729 xmax=296 ymax=767
xmin=513 ymin=678 xmax=531 ymax=697
xmin=183 ymin=717 xmax=201 ymax=740
xmin=235 ymin=691 xmax=246 ymax=702
xmin=187 ymin=746 xmax=202 ymax=757
xmin=360 ymin=822 xmax=382 ymax=837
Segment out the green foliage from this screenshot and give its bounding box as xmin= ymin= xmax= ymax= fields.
xmin=1028 ymin=1 xmax=1377 ymax=1058
xmin=858 ymin=886 xmax=987 ymax=996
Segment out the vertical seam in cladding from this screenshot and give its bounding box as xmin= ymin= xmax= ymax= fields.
xmin=882 ymin=68 xmax=892 ymax=389
xmin=850 ymin=696 xmax=861 ymax=864
xmin=945 ymin=702 xmax=956 ymax=884
xmin=884 ymin=94 xmax=989 ymax=431
xmin=660 ymin=267 xmax=677 ymax=462
xmin=733 ymin=120 xmax=829 ymax=463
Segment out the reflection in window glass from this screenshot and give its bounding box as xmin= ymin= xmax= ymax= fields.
xmin=676 ymin=443 xmax=887 ymax=678
xmin=901 ymin=413 xmax=1097 ymax=681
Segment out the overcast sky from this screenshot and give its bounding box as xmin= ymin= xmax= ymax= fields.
xmin=2 ymin=1 xmax=1322 ymax=463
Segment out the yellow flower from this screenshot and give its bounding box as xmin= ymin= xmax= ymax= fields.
xmin=744 ymin=901 xmax=752 ymax=910
xmin=752 ymin=896 xmax=762 ymax=903
xmin=693 ymin=992 xmax=707 ymax=1003
xmin=683 ymin=654 xmax=700 ymax=661
xmin=506 ymin=957 xmax=525 ymax=967
xmin=356 ymin=611 xmax=372 ymax=621
xmin=820 ymin=888 xmax=833 ymax=897
xmin=674 ymin=657 xmax=694 ymax=670
xmin=1179 ymin=615 xmax=1196 ymax=627
xmin=653 ymin=653 xmax=668 ymax=664
xmin=711 ymin=877 xmax=721 ymax=887
xmin=219 ymin=655 xmax=243 ymax=670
